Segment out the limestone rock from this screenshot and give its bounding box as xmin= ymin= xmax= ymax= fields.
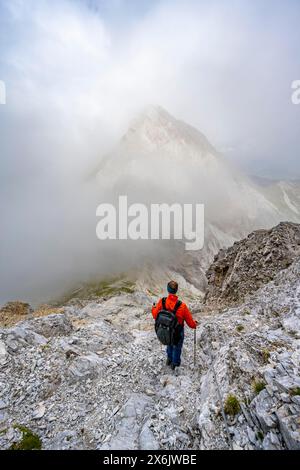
xmin=67 ymin=353 xmax=105 ymax=382
xmin=29 ymin=314 xmax=73 ymax=338
xmin=276 ymin=405 xmax=300 ymax=450
xmin=205 ymin=222 xmax=300 ymax=308
xmin=0 ymin=340 xmax=8 ymax=366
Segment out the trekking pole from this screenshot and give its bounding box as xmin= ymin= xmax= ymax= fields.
xmin=193 ymin=328 xmax=196 ymax=367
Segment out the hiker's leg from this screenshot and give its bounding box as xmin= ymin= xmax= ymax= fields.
xmin=172 ymin=329 xmax=184 ymax=367
xmin=167 ymin=345 xmax=173 ymax=362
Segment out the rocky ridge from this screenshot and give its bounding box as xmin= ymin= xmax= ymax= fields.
xmin=204 ymin=222 xmax=300 ymax=309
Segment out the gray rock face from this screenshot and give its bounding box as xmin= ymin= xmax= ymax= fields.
xmin=0 ymin=340 xmax=8 ymax=366
xmin=276 ymin=405 xmax=300 ymax=450
xmin=251 ymin=390 xmax=277 ymax=432
xmin=0 ymin=400 xmax=8 ymax=410
xmin=100 ymin=393 xmax=155 ymax=450
xmin=27 ymin=314 xmax=73 ymax=338
xmin=205 ymin=222 xmax=300 ymax=308
xmin=46 ymin=430 xmax=85 ymax=450
xmin=262 ymin=431 xmax=282 ymax=450
xmin=1 ymin=325 xmax=48 ymax=352
xmin=139 ymin=420 xmax=159 ymax=450
xmin=0 ymin=224 xmax=299 ymax=450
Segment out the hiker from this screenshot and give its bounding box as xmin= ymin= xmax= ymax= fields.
xmin=152 ymin=280 xmax=198 ymax=370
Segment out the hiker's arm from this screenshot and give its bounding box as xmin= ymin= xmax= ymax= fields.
xmin=151 ymin=299 xmax=162 ymax=320
xmin=183 ymin=305 xmax=197 ymax=329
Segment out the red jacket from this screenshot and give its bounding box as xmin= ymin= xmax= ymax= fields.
xmin=151 ymin=294 xmax=197 ymax=329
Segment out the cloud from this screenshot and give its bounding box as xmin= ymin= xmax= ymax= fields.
xmin=0 ymin=0 xmax=299 ymax=303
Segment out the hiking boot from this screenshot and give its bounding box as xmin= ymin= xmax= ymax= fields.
xmin=166 ymin=358 xmax=172 ymax=366
xmin=171 ymin=363 xmax=177 ymax=371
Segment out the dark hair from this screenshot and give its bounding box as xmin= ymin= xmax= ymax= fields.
xmin=167 ymin=280 xmax=178 ymax=294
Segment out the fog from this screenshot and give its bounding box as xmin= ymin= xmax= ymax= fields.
xmin=0 ymin=0 xmax=300 ymax=304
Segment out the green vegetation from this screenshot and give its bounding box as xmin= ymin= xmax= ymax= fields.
xmin=55 ymin=275 xmax=136 ymax=305
xmin=224 ymin=395 xmax=241 ymax=416
xmin=289 ymin=387 xmax=300 ymax=396
xmin=252 ymin=380 xmax=266 ymax=395
xmin=10 ymin=425 xmax=42 ymax=450
xmin=147 ymin=289 xmax=157 ymax=297
xmin=261 ymin=349 xmax=270 ymax=363
xmin=256 ymin=431 xmax=264 ymax=441
xmin=236 ymin=324 xmax=244 ymax=332
xmin=87 ymin=277 xmax=135 ymax=297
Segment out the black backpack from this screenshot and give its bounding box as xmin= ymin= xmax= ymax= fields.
xmin=155 ymin=297 xmax=182 ymax=346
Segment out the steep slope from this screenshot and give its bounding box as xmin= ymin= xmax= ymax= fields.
xmin=1 ymin=224 xmax=299 ymax=451
xmin=254 ymin=177 xmax=300 ymax=223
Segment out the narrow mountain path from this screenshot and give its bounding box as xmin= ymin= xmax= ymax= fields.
xmin=1 ymin=260 xmax=300 ymax=450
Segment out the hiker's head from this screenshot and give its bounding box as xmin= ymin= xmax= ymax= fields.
xmin=167 ymin=280 xmax=178 ymax=295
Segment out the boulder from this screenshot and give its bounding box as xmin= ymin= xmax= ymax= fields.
xmin=139 ymin=421 xmax=159 ymax=450
xmin=262 ymin=431 xmax=282 ymax=450
xmin=250 ymin=389 xmax=277 ymax=432
xmin=100 ymin=393 xmax=154 ymax=450
xmin=28 ymin=314 xmax=73 ymax=338
xmin=276 ymin=405 xmax=300 ymax=450
xmin=67 ymin=353 xmax=105 ymax=382
xmin=2 ymin=325 xmax=47 ymax=352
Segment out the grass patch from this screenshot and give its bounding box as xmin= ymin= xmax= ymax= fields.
xmin=55 ymin=275 xmax=136 ymax=305
xmin=224 ymin=395 xmax=240 ymax=416
xmin=252 ymin=380 xmax=266 ymax=395
xmin=236 ymin=324 xmax=244 ymax=332
xmin=147 ymin=289 xmax=157 ymax=297
xmin=10 ymin=425 xmax=42 ymax=450
xmin=256 ymin=431 xmax=264 ymax=441
xmin=261 ymin=349 xmax=270 ymax=363
xmin=289 ymin=387 xmax=300 ymax=396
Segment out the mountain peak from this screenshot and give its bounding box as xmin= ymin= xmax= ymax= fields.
xmin=138 ymin=104 xmax=171 ymax=121
xmin=122 ymin=105 xmax=216 ymax=156
xmin=130 ymin=105 xmax=177 ymax=131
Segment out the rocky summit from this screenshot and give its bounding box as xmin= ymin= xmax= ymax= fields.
xmin=204 ymin=222 xmax=300 ymax=309
xmin=0 ymin=223 xmax=300 ymax=450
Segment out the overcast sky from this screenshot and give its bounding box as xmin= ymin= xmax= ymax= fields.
xmin=1 ymin=0 xmax=299 ymax=180
xmin=0 ymin=0 xmax=300 ymax=303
